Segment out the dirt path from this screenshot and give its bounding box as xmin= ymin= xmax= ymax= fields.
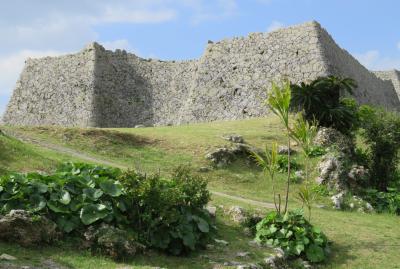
xmin=5 ymin=129 xmax=275 ymax=209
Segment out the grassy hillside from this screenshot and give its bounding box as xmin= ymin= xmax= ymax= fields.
xmin=1 ymin=117 xmax=400 ymax=269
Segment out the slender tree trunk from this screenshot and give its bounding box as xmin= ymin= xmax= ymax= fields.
xmin=284 ymin=130 xmax=291 ymax=214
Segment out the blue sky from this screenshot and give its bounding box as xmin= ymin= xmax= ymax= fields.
xmin=1 ymin=0 xmax=400 ymax=116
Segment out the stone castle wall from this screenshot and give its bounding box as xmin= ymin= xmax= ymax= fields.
xmin=373 ymin=70 xmax=400 ymax=100
xmin=3 ymin=47 xmax=97 ymax=126
xmin=3 ymin=21 xmax=400 ymax=127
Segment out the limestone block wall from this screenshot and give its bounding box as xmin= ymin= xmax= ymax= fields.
xmin=373 ymin=70 xmax=400 ymax=100
xmin=317 ymin=28 xmax=400 ymax=109
xmin=177 ymin=21 xmax=331 ymax=124
xmin=3 ymin=21 xmax=400 ymax=127
xmin=3 ymin=45 xmax=97 ymax=126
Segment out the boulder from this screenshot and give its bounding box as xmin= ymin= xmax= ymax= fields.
xmin=205 ymin=143 xmax=262 ymax=167
xmin=314 ymin=127 xmax=353 ymax=154
xmin=205 ymin=147 xmax=236 ymax=167
xmin=347 ymin=165 xmax=369 ymax=188
xmin=84 ymin=224 xmax=144 ymax=260
xmin=331 ymin=192 xmax=345 ymax=209
xmin=223 ymin=134 xmax=245 ymax=144
xmin=0 ymin=210 xmax=58 ymax=247
xmin=277 ymin=145 xmax=296 ymax=155
xmin=228 ymin=206 xmax=248 ymax=224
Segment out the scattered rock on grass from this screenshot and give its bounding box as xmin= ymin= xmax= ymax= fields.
xmin=277 ymin=145 xmax=295 ymax=155
xmin=228 ymin=206 xmax=248 ymax=224
xmin=0 ymin=254 xmax=17 ymax=261
xmin=331 ymin=191 xmax=345 ymax=209
xmin=236 ymin=251 xmax=251 ymax=258
xmin=206 ymin=206 xmax=217 ymax=218
xmin=214 ymin=239 xmax=229 ymax=246
xmin=223 ymin=134 xmax=245 ymax=144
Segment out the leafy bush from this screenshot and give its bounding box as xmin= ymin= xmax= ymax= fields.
xmin=358 ymin=105 xmax=400 ymax=191
xmin=0 ymin=163 xmax=214 ymax=255
xmin=306 ymin=145 xmax=326 ymax=158
xmin=363 ymin=188 xmax=400 ymax=215
xmin=255 ymin=210 xmax=329 ymax=263
xmin=311 ymin=185 xmax=330 ymax=197
xmin=290 ymin=76 xmax=358 ymax=134
xmin=277 ymin=155 xmax=301 ymax=173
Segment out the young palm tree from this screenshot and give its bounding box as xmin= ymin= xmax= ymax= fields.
xmin=267 ymin=80 xmax=292 ymax=214
xmin=290 ymin=113 xmax=318 ymax=220
xmin=252 ymin=142 xmax=280 ymax=213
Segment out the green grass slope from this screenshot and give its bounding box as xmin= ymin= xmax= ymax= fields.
xmin=1 ymin=117 xmax=400 ymax=269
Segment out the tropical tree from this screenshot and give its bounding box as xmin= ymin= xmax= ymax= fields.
xmin=290 ymin=76 xmax=358 ymax=134
xmin=290 ymin=114 xmax=319 ymax=220
xmin=267 ymin=80 xmax=292 ymax=214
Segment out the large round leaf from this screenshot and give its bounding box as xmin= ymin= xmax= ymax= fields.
xmin=83 ymin=188 xmax=103 ymax=201
xmin=80 ymin=204 xmax=109 ymax=225
xmin=59 ymin=190 xmax=71 ymax=205
xmin=306 ymin=244 xmax=325 ymax=263
xmin=182 ymin=232 xmax=196 ymax=250
xmin=56 ymin=215 xmax=80 ymax=233
xmin=29 ymin=194 xmax=46 ymax=212
xmin=196 ymin=217 xmax=209 ymax=233
xmin=47 ymin=201 xmax=70 ymax=213
xmin=99 ymin=180 xmax=123 ymax=197
xmin=31 ymin=182 xmax=48 ymax=194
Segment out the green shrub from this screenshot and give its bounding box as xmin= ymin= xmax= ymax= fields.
xmin=306 ymin=145 xmax=326 ymax=158
xmin=363 ymin=188 xmax=400 ymax=215
xmin=0 ymin=162 xmax=214 ymax=255
xmin=255 ymin=210 xmax=329 ymax=263
xmin=358 ymin=105 xmax=400 ymax=191
xmin=277 ymin=155 xmax=300 ymax=173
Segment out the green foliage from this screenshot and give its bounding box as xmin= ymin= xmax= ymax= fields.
xmin=268 ymin=80 xmax=291 ymax=129
xmin=267 ymin=79 xmax=293 ymax=214
xmin=255 ymin=210 xmax=329 ymax=263
xmin=306 ymin=145 xmax=326 ymax=158
xmin=252 ymin=142 xmax=282 ymax=213
xmin=358 ymin=105 xmax=400 ymax=191
xmin=290 ymin=114 xmax=318 ymax=158
xmin=0 ymin=162 xmax=214 ymax=255
xmin=290 ymin=76 xmax=358 ymax=134
xmin=290 ymin=114 xmax=319 ymax=221
xmin=277 ymin=155 xmax=300 ymax=173
xmin=363 ymin=188 xmax=400 ymax=215
xmin=311 ymin=184 xmax=330 ymax=197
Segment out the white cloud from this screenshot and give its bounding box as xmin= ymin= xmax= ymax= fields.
xmin=184 ymin=0 xmax=238 ymax=24
xmin=267 ymin=20 xmax=284 ymax=32
xmin=101 ymin=40 xmax=134 ymax=52
xmin=99 ymin=6 xmax=176 ymax=24
xmin=355 ymin=50 xmax=400 ymax=70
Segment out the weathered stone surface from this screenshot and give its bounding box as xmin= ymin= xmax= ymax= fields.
xmin=331 ymin=191 xmax=345 ymax=209
xmin=206 ymin=143 xmax=261 ymax=167
xmin=0 ymin=210 xmax=58 ymax=246
xmin=277 ymin=145 xmax=295 ymax=155
xmin=3 ymin=21 xmax=399 ymax=127
xmin=206 ymin=205 xmax=217 ymax=218
xmin=314 ymin=127 xmax=353 ymax=154
xmin=84 ymin=224 xmax=143 ymax=260
xmin=223 ymin=134 xmax=245 ymax=143
xmin=0 ymin=254 xmax=17 ymax=261
xmin=228 ymin=206 xmax=248 ymax=224
xmin=206 ymin=147 xmax=236 ymax=167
